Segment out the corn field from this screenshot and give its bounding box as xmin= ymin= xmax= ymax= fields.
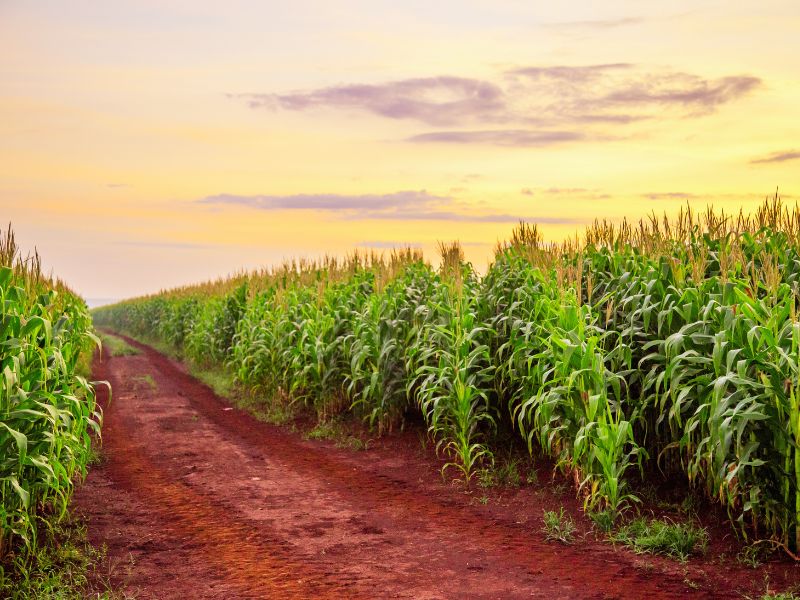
xmin=0 ymin=226 xmax=102 ymax=562
xmin=93 ymin=196 xmax=800 ymax=552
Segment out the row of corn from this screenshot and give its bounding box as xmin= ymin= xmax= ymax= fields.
xmin=93 ymin=196 xmax=800 ymax=551
xmin=0 ymin=226 xmax=102 ymax=564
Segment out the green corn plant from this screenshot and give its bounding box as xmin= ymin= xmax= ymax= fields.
xmin=1 ymin=227 xmax=103 ymax=565
xmin=410 ymin=258 xmax=496 ymax=482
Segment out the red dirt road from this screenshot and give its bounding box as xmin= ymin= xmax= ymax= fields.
xmin=72 ymin=337 xmax=796 ymax=599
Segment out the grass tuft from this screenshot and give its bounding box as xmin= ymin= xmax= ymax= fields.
xmin=478 ymin=456 xmax=522 ymax=489
xmin=305 ymin=419 xmax=370 ymax=450
xmin=611 ymin=517 xmax=708 ymax=561
xmin=589 ymin=509 xmax=617 ymax=533
xmin=542 ymin=508 xmax=576 ymax=544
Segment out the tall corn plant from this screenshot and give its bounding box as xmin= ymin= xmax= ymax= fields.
xmin=408 ymin=251 xmax=495 ymax=482
xmin=344 ymin=262 xmax=432 ymax=431
xmin=0 ymin=232 xmax=102 ymax=562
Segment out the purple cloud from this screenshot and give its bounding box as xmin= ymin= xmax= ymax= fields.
xmin=510 ymin=67 xmax=760 ymax=119
xmin=197 ymin=190 xmax=582 ymax=224
xmin=199 ymin=190 xmax=441 ymax=211
xmin=750 ymin=150 xmax=800 ymax=165
xmin=407 ymin=130 xmax=583 ymax=147
xmin=232 ymin=65 xmax=761 ymax=146
xmin=509 ymin=63 xmax=634 ymax=81
xmin=234 ymin=77 xmax=506 ymax=127
xmin=356 ymin=210 xmax=560 ymax=223
xmin=598 ymin=75 xmax=760 ymax=114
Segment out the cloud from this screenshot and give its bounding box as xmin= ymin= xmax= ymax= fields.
xmin=642 ymin=192 xmax=701 ymax=200
xmin=198 ymin=190 xmax=582 ymax=224
xmin=106 ymin=183 xmax=130 ymax=189
xmin=232 ymin=77 xmax=506 ymax=127
xmin=359 ymin=239 xmax=489 ymax=249
xmin=231 ymin=64 xmax=760 ymax=146
xmin=597 ymin=75 xmax=760 ymax=115
xmin=509 ymin=63 xmax=634 ymax=81
xmin=750 ymin=150 xmax=800 ymax=165
xmin=407 ymin=129 xmax=583 ymax=147
xmin=509 ymin=67 xmax=760 ymax=118
xmin=522 ymin=187 xmax=612 ymax=200
xmin=543 ymin=187 xmax=590 ymax=194
xmin=521 ymin=188 xmax=534 ymax=196
xmin=358 ymin=240 xmax=422 ymax=249
xmin=115 ymin=240 xmax=216 ymax=250
xmin=544 ymin=17 xmax=645 ymax=31
xmin=199 ymin=190 xmax=441 ymax=212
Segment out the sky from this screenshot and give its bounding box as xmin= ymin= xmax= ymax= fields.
xmin=1 ymin=1 xmax=799 ymax=303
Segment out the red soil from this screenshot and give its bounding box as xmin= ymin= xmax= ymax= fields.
xmin=72 ymin=336 xmax=800 ymax=599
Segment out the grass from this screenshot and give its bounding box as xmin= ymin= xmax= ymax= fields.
xmin=186 ymin=360 xmax=300 ymax=427
xmin=188 ymin=362 xmax=235 ymax=398
xmin=541 ymin=508 xmax=576 ymax=544
xmin=737 ymin=542 xmax=771 ymax=568
xmin=0 ymin=517 xmax=131 ymax=599
xmin=100 ymin=332 xmax=141 ymax=357
xmin=610 ymin=517 xmax=709 ymax=561
xmin=478 ymin=456 xmax=522 ymax=489
xmin=589 ymin=509 xmax=617 ymax=533
xmin=305 ymin=419 xmax=370 ymax=451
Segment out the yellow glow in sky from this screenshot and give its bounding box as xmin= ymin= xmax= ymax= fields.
xmin=1 ymin=1 xmax=799 ymax=302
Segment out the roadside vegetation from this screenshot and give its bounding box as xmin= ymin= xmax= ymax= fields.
xmin=99 ymin=332 xmax=140 ymax=357
xmin=94 ymin=194 xmax=800 ymax=562
xmin=0 ymin=226 xmax=109 ymax=595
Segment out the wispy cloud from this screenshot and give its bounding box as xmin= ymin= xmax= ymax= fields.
xmin=543 ymin=187 xmax=590 ymax=194
xmin=642 ymin=192 xmax=702 ymax=200
xmin=358 ymin=240 xmax=422 ymax=249
xmin=509 ymin=67 xmax=760 ymax=118
xmin=106 ymin=183 xmax=131 ymax=189
xmin=509 ymin=63 xmax=634 ymax=81
xmin=198 ymin=190 xmax=582 ymax=224
xmin=359 ymin=239 xmax=490 ymax=249
xmin=231 ymin=63 xmax=761 ymax=146
xmin=199 ymin=190 xmax=442 ymax=212
xmin=750 ymin=150 xmax=800 ymax=165
xmin=231 ymin=77 xmax=505 ymax=127
xmin=407 ymin=129 xmax=582 ymax=147
xmin=115 ymin=240 xmax=216 ymax=250
xmin=544 ymin=17 xmax=645 ymax=31
xmin=521 ymin=187 xmax=612 ymax=200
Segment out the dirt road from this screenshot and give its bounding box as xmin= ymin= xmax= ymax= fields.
xmin=72 ymin=336 xmax=788 ymax=599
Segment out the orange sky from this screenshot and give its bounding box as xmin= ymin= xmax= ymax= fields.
xmin=1 ymin=1 xmax=799 ymax=303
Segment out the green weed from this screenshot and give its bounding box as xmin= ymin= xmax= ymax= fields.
xmin=611 ymin=518 xmax=709 ymax=561
xmin=542 ymin=508 xmax=576 ymax=544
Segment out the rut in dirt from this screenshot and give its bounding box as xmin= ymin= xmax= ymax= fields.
xmin=73 ymin=336 xmax=736 ymax=599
